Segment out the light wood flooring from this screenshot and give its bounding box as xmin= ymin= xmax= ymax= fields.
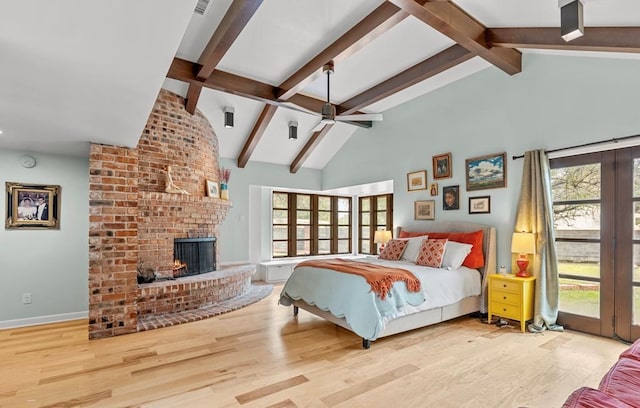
xmin=0 ymin=286 xmax=628 ymax=408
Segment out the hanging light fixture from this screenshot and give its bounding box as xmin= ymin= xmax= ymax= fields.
xmin=288 ymin=121 xmax=298 ymax=140
xmin=223 ymin=106 xmax=234 ymax=128
xmin=560 ymin=0 xmax=584 ymax=42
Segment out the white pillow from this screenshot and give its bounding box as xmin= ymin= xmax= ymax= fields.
xmin=441 ymin=241 xmax=473 ymax=269
xmin=399 ymin=236 xmax=427 ymax=262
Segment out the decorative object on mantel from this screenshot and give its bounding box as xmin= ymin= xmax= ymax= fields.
xmin=206 ymin=179 xmax=219 ymax=198
xmin=219 ymin=167 xmax=231 ymax=200
xmin=163 ymin=165 xmax=190 ymax=195
xmin=137 ymin=262 xmax=156 ymax=284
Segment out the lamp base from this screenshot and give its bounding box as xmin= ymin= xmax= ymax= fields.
xmin=515 ymin=256 xmax=530 ymax=278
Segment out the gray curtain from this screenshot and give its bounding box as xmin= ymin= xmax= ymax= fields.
xmin=514 ymin=150 xmax=563 ymax=332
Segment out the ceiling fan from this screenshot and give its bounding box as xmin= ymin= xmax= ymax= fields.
xmin=310 ymin=61 xmax=383 ymax=132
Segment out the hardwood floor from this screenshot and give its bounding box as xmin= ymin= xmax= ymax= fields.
xmin=0 ymin=286 xmax=627 ymax=408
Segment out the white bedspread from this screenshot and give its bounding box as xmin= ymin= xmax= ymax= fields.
xmin=363 ymin=258 xmax=482 ymax=322
xmin=279 ymin=257 xmax=481 ymax=340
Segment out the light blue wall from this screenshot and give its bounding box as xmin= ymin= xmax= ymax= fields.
xmin=322 ymin=53 xmax=640 ymax=269
xmin=218 ymin=158 xmax=322 ymax=263
xmin=0 ymin=150 xmax=89 ymax=323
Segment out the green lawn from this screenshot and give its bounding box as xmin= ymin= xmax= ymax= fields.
xmin=557 ymin=262 xmax=640 ymax=323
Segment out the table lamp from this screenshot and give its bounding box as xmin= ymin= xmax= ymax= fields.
xmin=511 ymin=232 xmax=535 ymax=277
xmin=374 ymin=230 xmax=392 ymax=252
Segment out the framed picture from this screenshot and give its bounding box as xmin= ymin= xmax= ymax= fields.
xmin=469 ymin=196 xmax=491 ymax=214
xmin=442 ymin=185 xmax=460 ymax=210
xmin=407 ymin=170 xmax=427 ymax=191
xmin=432 ymin=152 xmax=452 ymax=179
xmin=465 ymin=152 xmax=507 ymax=191
xmin=206 ymin=179 xmax=219 ymax=198
xmin=429 ymin=183 xmax=438 ymax=196
xmin=6 ymin=182 xmax=60 ymax=229
xmin=415 ymin=200 xmax=435 ymax=220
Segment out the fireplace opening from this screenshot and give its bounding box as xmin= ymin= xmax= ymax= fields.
xmin=173 ymin=237 xmax=216 ymax=277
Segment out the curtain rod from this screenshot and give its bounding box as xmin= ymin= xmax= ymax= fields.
xmin=512 ymin=133 xmax=640 ymax=160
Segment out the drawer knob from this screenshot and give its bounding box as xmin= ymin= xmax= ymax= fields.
xmin=503 ymin=308 xmax=507 ymax=312
xmin=503 ymin=296 xmax=507 ymax=300
xmin=503 ymin=284 xmax=507 ymax=288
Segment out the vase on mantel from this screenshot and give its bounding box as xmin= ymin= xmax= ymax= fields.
xmin=220 ymin=183 xmax=229 ymax=200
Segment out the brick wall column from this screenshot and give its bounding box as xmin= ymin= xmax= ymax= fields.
xmin=88 ymin=144 xmax=139 ymax=339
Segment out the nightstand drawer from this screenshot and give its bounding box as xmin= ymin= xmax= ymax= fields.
xmin=491 ymin=290 xmax=521 ymax=306
xmin=492 ymin=301 xmax=522 ymax=320
xmin=491 ymin=279 xmax=522 ymax=294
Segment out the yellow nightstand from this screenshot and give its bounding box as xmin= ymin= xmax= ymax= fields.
xmin=487 ymin=274 xmax=536 ymax=333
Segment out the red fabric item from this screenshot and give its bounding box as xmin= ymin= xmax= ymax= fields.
xmin=398 ymin=230 xmax=485 ymax=268
xmin=296 ymin=258 xmax=420 ymax=300
xmin=561 ymin=387 xmax=632 ymax=408
xmin=620 ymin=338 xmax=640 ymax=362
xmin=379 ymin=239 xmax=408 ymax=261
xmin=598 ymin=357 xmax=640 ymax=407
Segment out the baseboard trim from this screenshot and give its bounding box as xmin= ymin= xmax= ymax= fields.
xmin=0 ymin=311 xmax=88 ymax=330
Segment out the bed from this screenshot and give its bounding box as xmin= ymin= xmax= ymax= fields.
xmin=278 ymin=222 xmax=496 ymax=348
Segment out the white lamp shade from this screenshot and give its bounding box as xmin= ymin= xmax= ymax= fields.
xmin=511 ymin=232 xmax=535 ymax=254
xmin=374 ymin=230 xmax=392 ymax=244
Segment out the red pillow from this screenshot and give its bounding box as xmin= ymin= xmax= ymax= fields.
xmin=379 ymin=239 xmax=408 ymax=261
xmin=398 ymin=230 xmax=429 ymax=238
xmin=448 ymin=230 xmax=484 ymax=268
xmin=398 ymin=229 xmax=484 ymax=268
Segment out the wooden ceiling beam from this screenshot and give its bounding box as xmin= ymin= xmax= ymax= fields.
xmin=277 ymin=2 xmax=408 ymax=101
xmin=388 ymin=0 xmax=521 ymax=75
xmin=184 ymin=0 xmax=264 ymax=114
xmin=185 ymin=83 xmax=202 ymax=115
xmin=167 ymin=58 xmax=371 ymax=127
xmin=237 ymin=104 xmax=278 ymax=168
xmin=339 ymin=44 xmax=473 ymax=115
xmin=197 ymin=0 xmax=264 ymax=80
xmin=487 ymin=27 xmax=640 ymax=53
xmin=290 ymin=124 xmax=334 ymax=173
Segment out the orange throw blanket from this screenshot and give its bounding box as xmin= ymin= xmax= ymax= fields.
xmin=295 ymin=259 xmax=421 ymax=300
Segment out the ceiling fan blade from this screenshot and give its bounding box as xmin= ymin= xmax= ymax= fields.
xmin=336 ymin=113 xmax=383 ymax=121
xmin=310 ymin=121 xmax=325 ymax=132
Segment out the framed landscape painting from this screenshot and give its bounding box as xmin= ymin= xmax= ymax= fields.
xmin=465 ymin=152 xmax=507 ymax=191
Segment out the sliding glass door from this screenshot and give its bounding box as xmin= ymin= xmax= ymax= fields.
xmin=550 ymin=147 xmax=640 ymax=342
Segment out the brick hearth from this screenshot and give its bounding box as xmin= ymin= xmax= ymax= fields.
xmin=88 ymin=89 xmax=240 ymax=339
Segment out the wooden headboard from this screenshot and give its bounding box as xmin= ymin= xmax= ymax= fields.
xmin=396 ymin=222 xmax=496 ymax=314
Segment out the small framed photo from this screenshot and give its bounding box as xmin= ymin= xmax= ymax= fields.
xmin=442 ymin=185 xmax=460 ymax=210
xmin=407 ymin=170 xmax=427 ymax=191
xmin=415 ymin=200 xmax=435 ymax=220
xmin=429 ymin=183 xmax=438 ymax=196
xmin=6 ymin=182 xmax=60 ymax=229
xmin=206 ymin=179 xmax=219 ymax=198
xmin=432 ymin=153 xmax=452 ymax=179
xmin=469 ymin=196 xmax=491 ymax=214
xmin=465 ymin=152 xmax=507 ymax=191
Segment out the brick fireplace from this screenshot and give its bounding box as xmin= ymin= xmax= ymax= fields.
xmin=88 ymin=89 xmax=238 ymax=339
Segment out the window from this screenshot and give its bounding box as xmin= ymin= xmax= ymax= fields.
xmin=359 ymin=194 xmax=393 ymax=254
xmin=272 ymin=192 xmax=352 ymax=258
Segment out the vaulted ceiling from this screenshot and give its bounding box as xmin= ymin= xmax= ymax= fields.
xmin=2 ymin=1 xmax=640 ymax=172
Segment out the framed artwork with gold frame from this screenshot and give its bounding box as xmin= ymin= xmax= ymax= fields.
xmin=6 ymin=182 xmax=60 ymax=229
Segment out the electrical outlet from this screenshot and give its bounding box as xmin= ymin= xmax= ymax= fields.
xmin=22 ymin=293 xmax=32 ymax=304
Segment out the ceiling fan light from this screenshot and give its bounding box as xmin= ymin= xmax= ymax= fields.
xmin=288 ymin=121 xmax=298 ymax=140
xmin=560 ymin=0 xmax=584 ymax=42
xmin=223 ymin=106 xmax=234 ymax=128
